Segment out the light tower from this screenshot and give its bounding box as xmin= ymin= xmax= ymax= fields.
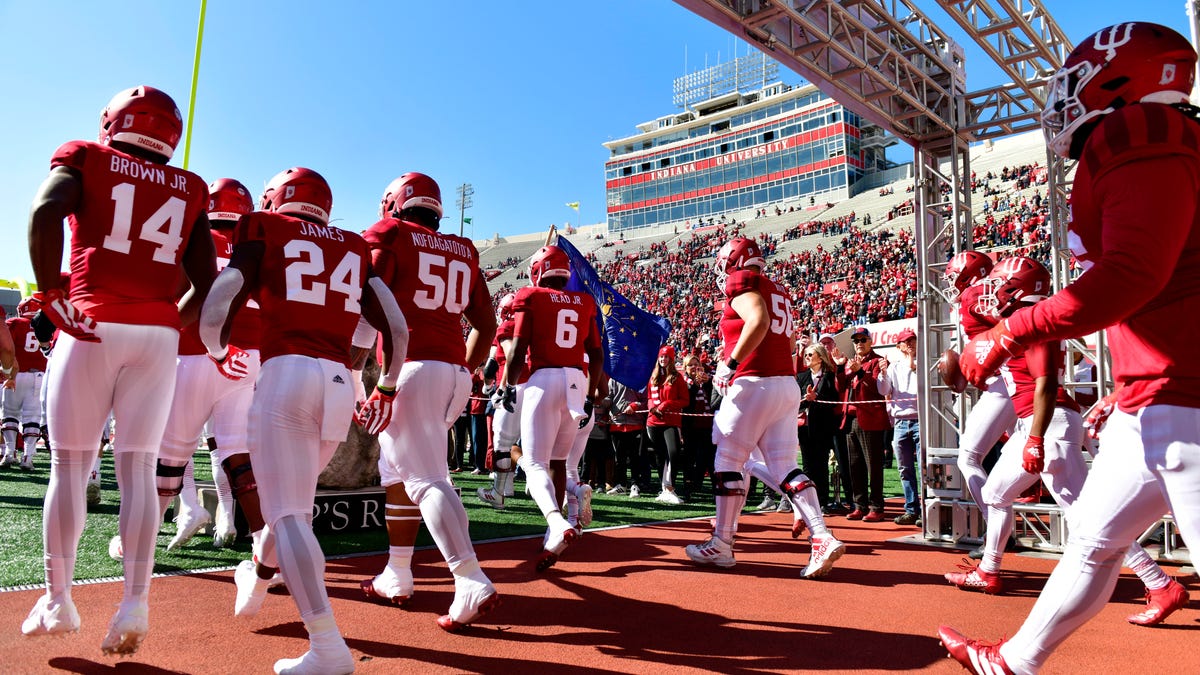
xmin=455 ymin=183 xmax=474 ymax=237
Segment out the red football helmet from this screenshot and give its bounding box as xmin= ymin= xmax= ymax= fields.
xmin=98 ymin=86 xmax=183 ymax=161
xmin=260 ymin=167 xmax=332 ymax=225
xmin=943 ymin=250 xmax=993 ymax=301
xmin=497 ymin=292 xmax=517 ymax=321
xmin=977 ymin=256 xmax=1051 ymax=319
xmin=529 ymin=246 xmax=571 ymax=287
xmin=207 ymin=178 xmax=254 ymax=224
xmin=714 ymin=236 xmax=765 ymax=288
xmin=1043 ymin=22 xmax=1197 ymax=158
xmin=379 ymin=173 xmax=443 ymax=221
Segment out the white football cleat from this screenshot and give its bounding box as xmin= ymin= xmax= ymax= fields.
xmin=19 ymin=454 xmax=34 ymax=471
xmin=212 ymin=507 xmax=237 ymax=548
xmin=360 ymin=565 xmax=413 ymax=607
xmin=437 ymin=576 xmax=501 ymax=633
xmin=476 ymin=486 xmax=506 ymax=510
xmin=22 ymin=594 xmax=81 ymax=636
xmin=100 ymin=600 xmax=149 ymax=656
xmin=167 ymin=508 xmax=212 ymax=551
xmin=801 ymin=534 xmax=846 ymax=579
xmin=536 ymin=521 xmax=579 ymax=573
xmin=576 ymin=484 xmax=594 ymax=527
xmin=273 ymin=644 xmax=355 ymax=675
xmin=234 ymin=559 xmax=272 ymax=617
xmin=108 ymin=535 xmax=124 ymax=561
xmin=686 ymin=535 xmax=736 ymax=568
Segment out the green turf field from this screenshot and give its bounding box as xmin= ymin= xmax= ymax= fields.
xmin=0 ymin=449 xmax=901 ymax=588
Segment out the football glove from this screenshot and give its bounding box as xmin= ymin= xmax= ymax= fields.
xmin=30 ymin=289 xmax=100 ymax=343
xmin=355 ymin=385 xmax=397 ymax=435
xmin=1084 ymin=391 xmax=1120 ymax=440
xmin=208 ymin=345 xmax=251 ymax=380
xmin=1021 ymin=434 xmax=1045 ymax=474
xmin=714 ymin=359 xmax=738 ymax=396
xmin=501 ymin=385 xmax=517 ymax=413
xmin=579 ymin=398 xmax=594 ymax=429
xmin=960 ymin=320 xmax=1024 ymax=388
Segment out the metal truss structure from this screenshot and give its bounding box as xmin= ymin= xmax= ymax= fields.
xmin=672 ymin=0 xmax=1158 ymax=556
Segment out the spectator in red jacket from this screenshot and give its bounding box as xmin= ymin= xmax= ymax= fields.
xmin=645 ymin=345 xmax=689 ymax=504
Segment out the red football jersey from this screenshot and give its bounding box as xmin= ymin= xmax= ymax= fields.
xmin=719 ymin=270 xmax=796 ymax=378
xmin=6 ymin=317 xmax=48 ymax=372
xmin=1008 ymin=103 xmax=1200 ymax=410
xmin=51 ymin=141 xmax=209 ymax=328
xmin=493 ymin=317 xmax=529 ymax=384
xmin=363 ymin=218 xmax=489 ymax=367
xmin=178 ymin=228 xmax=262 ymax=355
xmin=957 ymin=282 xmax=996 ymax=339
xmin=512 ymin=286 xmax=600 ymax=373
xmin=1002 ymin=340 xmax=1079 ymax=419
xmin=233 ymin=212 xmax=368 ymax=368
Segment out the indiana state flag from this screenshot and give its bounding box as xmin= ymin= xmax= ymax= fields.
xmin=557 ymin=235 xmax=671 ymax=390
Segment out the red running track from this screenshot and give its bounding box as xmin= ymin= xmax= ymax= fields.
xmin=0 ymin=508 xmax=1196 ymax=674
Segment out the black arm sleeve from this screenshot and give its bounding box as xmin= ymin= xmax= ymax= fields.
xmin=482 ymin=357 xmax=499 ymax=380
xmin=31 ymin=310 xmax=56 ymax=343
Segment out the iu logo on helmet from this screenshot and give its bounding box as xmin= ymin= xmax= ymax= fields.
xmin=1093 ymin=23 xmax=1134 ymax=61
xmin=1161 ymin=64 xmax=1178 ymax=86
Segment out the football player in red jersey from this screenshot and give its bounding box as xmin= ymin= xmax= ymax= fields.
xmin=154 ymin=178 xmax=266 ymax=550
xmin=358 ymin=172 xmax=501 ymax=631
xmin=201 ymin=167 xmax=408 ymax=674
xmin=478 ymin=291 xmax=525 ymax=508
xmin=685 ymin=237 xmax=844 ymax=578
xmin=943 ymin=258 xmax=1179 ymax=607
xmin=943 ymin=252 xmax=1018 ymax=559
xmin=504 ymin=244 xmax=605 ymax=571
xmin=22 ymin=86 xmax=217 ymax=655
xmin=1 ymin=308 xmax=48 ymax=469
xmin=941 ymin=23 xmax=1198 ymax=674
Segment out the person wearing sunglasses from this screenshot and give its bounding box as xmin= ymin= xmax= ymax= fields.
xmin=842 ymin=327 xmax=889 ymax=522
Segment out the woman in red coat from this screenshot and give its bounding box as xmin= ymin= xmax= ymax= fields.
xmin=645 ymin=345 xmax=690 ymax=504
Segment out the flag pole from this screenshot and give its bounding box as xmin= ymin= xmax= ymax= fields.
xmin=181 ymin=0 xmax=208 ymax=170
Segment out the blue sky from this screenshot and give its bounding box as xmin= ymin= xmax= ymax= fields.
xmin=0 ymin=1 xmax=1191 ymax=284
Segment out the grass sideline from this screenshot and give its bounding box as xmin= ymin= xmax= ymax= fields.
xmin=0 ymin=449 xmax=901 ymax=588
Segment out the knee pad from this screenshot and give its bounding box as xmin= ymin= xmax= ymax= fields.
xmin=713 ymin=471 xmax=746 ymax=496
xmin=1 ymin=418 xmax=18 ymax=435
xmin=156 ymin=460 xmax=187 ymax=497
xmin=493 ymin=456 xmax=512 ymax=472
xmin=780 ymin=468 xmax=815 ymax=496
xmin=22 ymin=423 xmax=40 ymax=441
xmin=222 ymin=454 xmax=258 ymax=499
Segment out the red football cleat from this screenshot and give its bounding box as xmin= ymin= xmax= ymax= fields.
xmin=944 ymin=559 xmax=1004 ymax=595
xmin=846 ymin=509 xmax=866 ymax=521
xmin=863 ymin=511 xmax=885 ymax=523
xmin=1127 ymin=578 xmax=1189 ymax=626
xmin=938 ymin=625 xmax=1014 ymax=675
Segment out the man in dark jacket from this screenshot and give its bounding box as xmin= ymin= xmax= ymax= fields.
xmin=842 ymin=327 xmax=889 ymax=521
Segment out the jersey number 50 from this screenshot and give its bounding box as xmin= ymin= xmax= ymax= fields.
xmin=414 ymin=252 xmax=471 ymax=313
